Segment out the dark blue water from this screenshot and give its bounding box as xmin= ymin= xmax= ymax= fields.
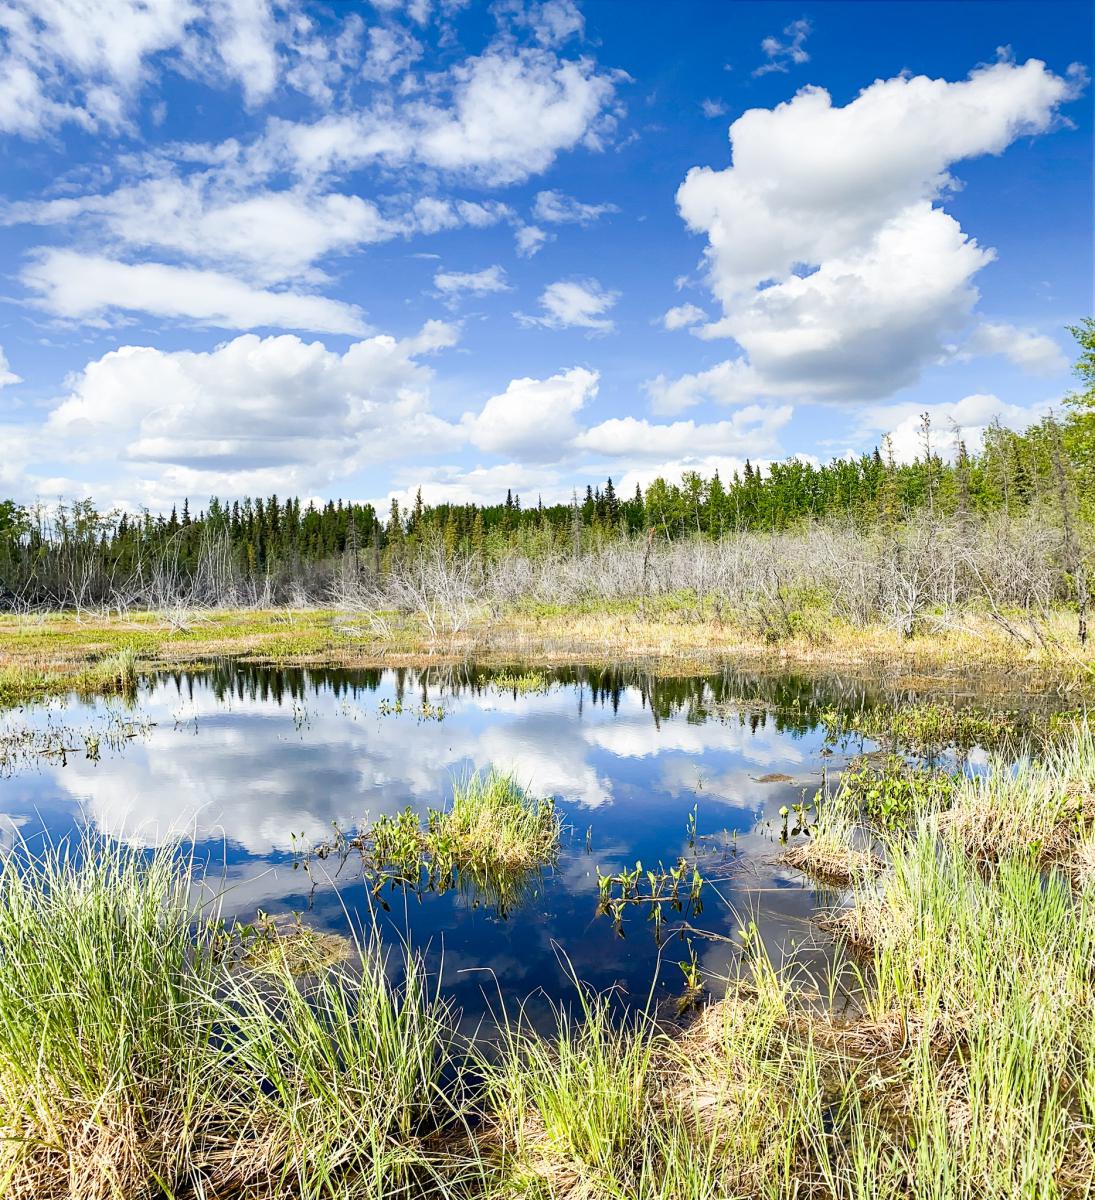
xmin=0 ymin=663 xmax=936 ymax=1018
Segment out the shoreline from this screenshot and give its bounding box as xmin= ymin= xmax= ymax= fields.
xmin=2 ymin=605 xmax=1093 ymax=707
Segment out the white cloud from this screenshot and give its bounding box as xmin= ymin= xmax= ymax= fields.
xmin=6 ymin=178 xmax=402 ymax=287
xmin=515 ymin=223 xmax=551 ymax=256
xmin=664 ymin=58 xmax=1081 ymax=409
xmin=433 ymin=265 xmax=511 ymax=297
xmin=532 ymin=189 xmax=619 ymax=225
xmin=361 ymin=23 xmax=422 ymax=82
xmin=450 ymin=367 xmax=789 ymax=473
xmin=574 ymin=406 xmax=792 ymax=459
xmin=412 ymin=46 xmax=621 ymax=184
xmin=646 ymin=358 xmax=749 ymax=414
xmin=661 ymin=303 xmax=707 ymax=331
xmin=612 ymin=455 xmax=777 ymax=500
xmin=0 ymin=349 xmax=21 ymax=388
xmin=383 ymin=461 xmax=566 ymax=509
xmin=0 ymin=0 xmax=196 ymax=137
xmin=209 ymin=0 xmax=281 ymax=106
xmin=519 ymin=278 xmax=619 ymax=333
xmin=410 ymin=197 xmax=515 ymax=234
xmin=860 ymin=392 xmax=1048 ymax=463
xmin=753 ymin=18 xmax=811 ymax=77
xmin=263 ymin=44 xmax=623 ymax=187
xmin=700 ymin=98 xmax=727 ymax=119
xmin=0 ymin=0 xmax=352 ymax=137
xmin=462 ymin=366 xmax=599 ymax=460
xmin=22 ymin=249 xmax=370 ymax=335
xmin=28 ymin=322 xmax=459 ymax=501
xmin=959 ymin=321 xmax=1067 ymax=374
xmin=497 ymin=0 xmax=586 ymax=48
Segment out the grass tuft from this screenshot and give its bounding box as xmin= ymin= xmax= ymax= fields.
xmin=440 ymin=769 xmax=561 ymax=872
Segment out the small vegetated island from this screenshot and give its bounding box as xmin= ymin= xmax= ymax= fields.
xmin=0 ymin=325 xmax=1093 ymax=1197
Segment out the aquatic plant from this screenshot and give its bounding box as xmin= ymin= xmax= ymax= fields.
xmin=298 ymin=769 xmax=561 ymax=918
xmin=377 ymin=697 xmax=446 ymax=721
xmin=779 ymin=797 xmax=882 ymax=887
xmin=595 ymin=858 xmax=705 ymax=941
xmin=837 ymin=753 xmax=959 ymax=828
xmin=4 ymin=717 xmax=1095 ymax=1198
xmin=440 ymin=769 xmax=560 ymax=871
xmin=484 ymin=668 xmax=551 ymax=694
xmin=99 ymin=646 xmax=139 ymax=694
xmin=939 ymin=723 xmax=1095 ymax=869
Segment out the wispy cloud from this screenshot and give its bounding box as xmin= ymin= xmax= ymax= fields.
xmin=753 ymin=18 xmax=812 ymax=77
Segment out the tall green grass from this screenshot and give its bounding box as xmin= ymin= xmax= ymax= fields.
xmin=0 ymin=839 xmax=475 ymax=1200
xmin=439 ymin=769 xmax=561 ymax=871
xmin=2 ymin=729 xmax=1094 ymax=1197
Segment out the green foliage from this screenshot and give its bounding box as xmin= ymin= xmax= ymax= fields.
xmin=298 ymin=770 xmax=561 ymax=917
xmin=837 ymin=755 xmax=959 ymax=828
xmin=2 ymin=316 xmax=1093 ymax=602
xmin=822 ymin=701 xmax=1023 ymax=755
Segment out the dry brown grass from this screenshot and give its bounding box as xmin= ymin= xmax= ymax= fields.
xmin=780 ymin=839 xmax=884 ymax=888
xmin=2 ymin=605 xmax=1093 ymax=709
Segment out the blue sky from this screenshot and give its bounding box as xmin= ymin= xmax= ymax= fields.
xmin=0 ymin=0 xmax=1090 ymax=513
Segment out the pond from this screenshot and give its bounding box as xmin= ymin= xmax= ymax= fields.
xmin=0 ymin=662 xmax=1019 ymax=1023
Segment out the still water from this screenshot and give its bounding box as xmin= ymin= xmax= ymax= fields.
xmin=0 ymin=663 xmax=938 ymax=1018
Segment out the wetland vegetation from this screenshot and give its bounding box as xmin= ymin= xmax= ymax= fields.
xmin=1 ymin=715 xmax=1093 ymax=1198
xmin=1 ymin=321 xmax=1094 ymax=707
xmin=0 ymin=323 xmax=1092 ymax=1196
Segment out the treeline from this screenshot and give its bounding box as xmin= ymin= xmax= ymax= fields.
xmin=1 ymin=322 xmax=1092 ymax=610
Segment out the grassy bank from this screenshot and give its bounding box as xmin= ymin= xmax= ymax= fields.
xmin=2 ymin=600 xmax=1094 ymax=708
xmin=2 ymin=727 xmax=1094 ymax=1197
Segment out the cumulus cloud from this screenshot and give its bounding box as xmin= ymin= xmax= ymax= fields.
xmin=34 ymin=322 xmax=459 ymax=499
xmin=0 ymin=0 xmax=365 ymax=137
xmin=0 ymin=0 xmax=196 ymax=137
xmin=860 ymin=392 xmax=1048 ymax=463
xmin=519 ymin=278 xmax=619 ymax=333
xmin=497 ymin=0 xmax=586 ymax=48
xmin=409 ymin=46 xmax=622 ymax=184
xmin=515 ymin=223 xmax=551 ymax=256
xmin=0 ymin=349 xmax=21 ymax=388
xmin=753 ymin=18 xmax=811 ymax=77
xmin=701 ymin=98 xmax=727 ymax=118
xmin=2 ymin=16 xmax=624 ymax=332
xmin=433 ymin=265 xmax=511 ymax=297
xmin=661 ymin=303 xmax=707 ymax=331
xmin=21 ymin=249 xmax=370 ymax=334
xmin=959 ymin=321 xmax=1067 ymax=374
xmin=532 ymin=189 xmax=619 ymax=224
xmin=574 ymin=406 xmax=792 ymax=458
xmin=6 ymin=178 xmax=402 ymax=287
xmin=383 ymin=461 xmax=567 ymax=509
xmin=664 ymin=58 xmax=1081 ymax=410
xmin=409 ymin=196 xmax=515 ymax=234
xmin=612 ymin=454 xmax=783 ymax=500
xmin=453 ymin=367 xmax=790 ymax=472
xmin=361 ymin=23 xmax=422 ymax=82
xmin=262 ymin=44 xmax=623 ymax=186
xmin=462 ymin=367 xmax=599 ymax=460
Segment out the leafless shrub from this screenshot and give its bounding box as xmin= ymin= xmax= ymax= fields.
xmin=2 ymin=503 xmax=1090 ymax=649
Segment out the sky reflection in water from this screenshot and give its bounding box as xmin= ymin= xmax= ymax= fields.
xmin=1 ymin=664 xmax=886 ymax=1017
